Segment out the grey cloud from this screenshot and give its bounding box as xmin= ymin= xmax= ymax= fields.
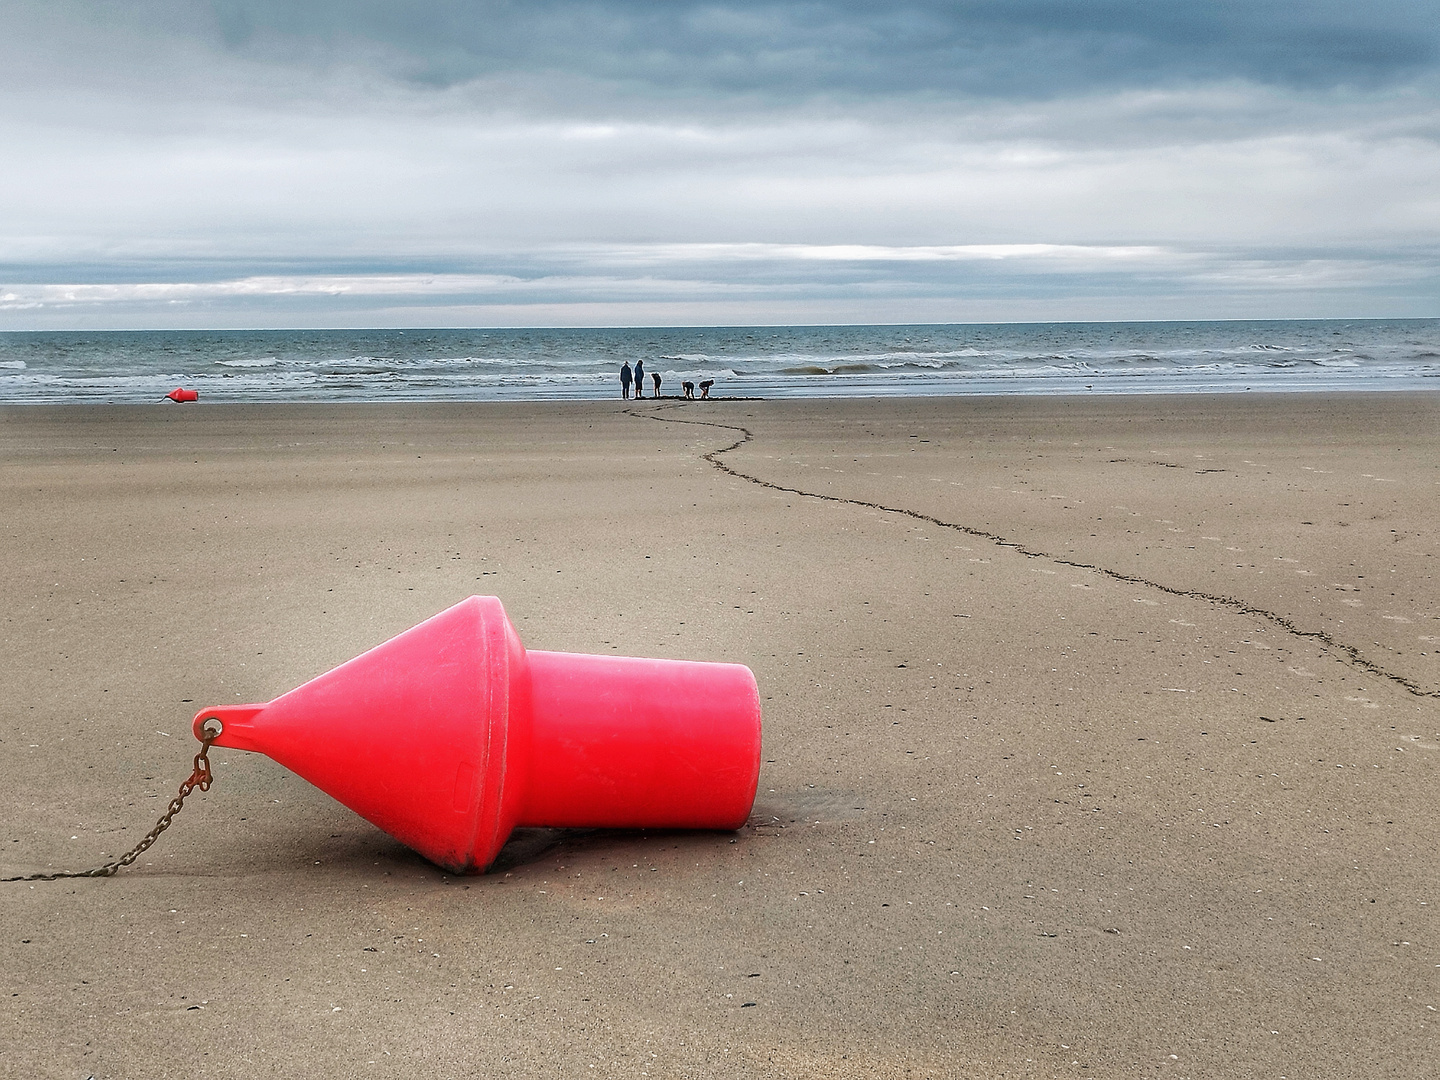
xmin=32 ymin=1 xmax=1440 ymax=105
xmin=268 ymin=1 xmax=1440 ymax=93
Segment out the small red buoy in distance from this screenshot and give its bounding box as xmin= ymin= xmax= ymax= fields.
xmin=166 ymin=387 xmax=199 ymax=403
xmin=192 ymin=596 xmax=762 ymax=872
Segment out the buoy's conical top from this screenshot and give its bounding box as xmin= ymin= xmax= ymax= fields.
xmin=194 ymin=596 xmax=761 ymax=872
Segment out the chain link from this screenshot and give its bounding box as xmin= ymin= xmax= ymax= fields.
xmin=2 ymin=721 xmax=221 ymax=883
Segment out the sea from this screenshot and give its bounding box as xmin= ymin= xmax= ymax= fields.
xmin=1 ymin=320 xmax=1436 ymax=404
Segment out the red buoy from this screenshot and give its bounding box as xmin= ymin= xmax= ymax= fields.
xmin=192 ymin=596 xmax=762 ymax=872
xmin=166 ymin=388 xmax=199 ymax=403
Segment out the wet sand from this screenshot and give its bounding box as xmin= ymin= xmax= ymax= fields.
xmin=3 ymin=394 xmax=1438 ymax=1079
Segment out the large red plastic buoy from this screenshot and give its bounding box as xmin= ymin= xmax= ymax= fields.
xmin=192 ymin=596 xmax=762 ymax=872
xmin=166 ymin=388 xmax=199 ymax=403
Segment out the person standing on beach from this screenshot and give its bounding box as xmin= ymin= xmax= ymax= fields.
xmin=620 ymin=362 xmax=633 ymax=399
xmin=634 ymin=359 xmax=645 ymax=398
xmin=651 ymin=371 xmax=661 ymax=398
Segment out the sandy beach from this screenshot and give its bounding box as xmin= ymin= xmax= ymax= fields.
xmin=2 ymin=393 xmax=1437 ymax=1079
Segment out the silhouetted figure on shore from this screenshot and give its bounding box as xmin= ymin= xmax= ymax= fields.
xmin=699 ymin=379 xmax=713 ymax=399
xmin=634 ymin=359 xmax=645 ymax=398
xmin=620 ymin=362 xmax=632 ymax=399
xmin=652 ymin=372 xmax=662 ymax=397
xmin=682 ymin=381 xmax=695 ymax=399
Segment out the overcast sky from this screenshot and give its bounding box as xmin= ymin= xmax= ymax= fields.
xmin=2 ymin=0 xmax=1437 ymax=328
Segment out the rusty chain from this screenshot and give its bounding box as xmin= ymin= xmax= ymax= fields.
xmin=2 ymin=719 xmax=222 ymax=883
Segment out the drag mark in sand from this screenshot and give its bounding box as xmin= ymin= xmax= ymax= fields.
xmin=638 ymin=405 xmax=1440 ymax=700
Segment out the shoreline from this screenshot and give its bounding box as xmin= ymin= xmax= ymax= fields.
xmin=5 ymin=377 xmax=1440 ymax=406
xmin=4 ymin=383 xmax=1440 ymax=410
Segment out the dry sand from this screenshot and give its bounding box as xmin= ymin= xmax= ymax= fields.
xmin=2 ymin=394 xmax=1437 ymax=1079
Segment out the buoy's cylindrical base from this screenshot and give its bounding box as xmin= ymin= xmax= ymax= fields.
xmin=522 ymin=650 xmax=761 ymax=830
